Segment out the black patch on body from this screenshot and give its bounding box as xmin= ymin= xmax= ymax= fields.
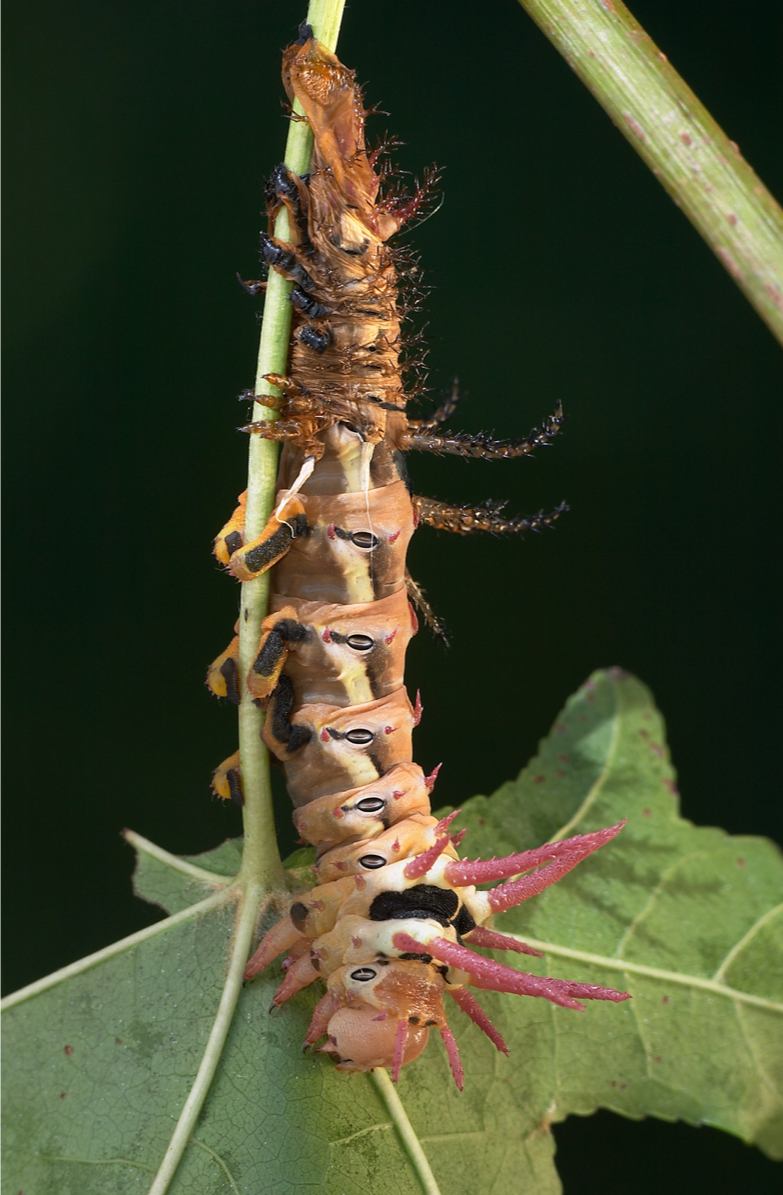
xmin=275 ymin=618 xmax=310 ymax=643
xmin=224 ymin=530 xmax=243 ymax=556
xmin=290 ymin=901 xmax=308 ymax=931
xmin=287 ymin=724 xmax=313 ymax=753
xmin=369 ymin=884 xmax=459 ymax=926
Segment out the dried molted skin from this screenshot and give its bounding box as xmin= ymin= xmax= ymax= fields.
xmin=271 ymin=481 xmax=414 ymax=605
xmin=268 ymin=588 xmax=413 ymax=707
xmin=277 ymin=426 xmax=403 ymax=496
xmin=272 ymin=689 xmax=415 ymax=803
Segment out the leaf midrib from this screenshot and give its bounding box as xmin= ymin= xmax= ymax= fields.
xmin=509 ymin=934 xmax=783 ymax=1013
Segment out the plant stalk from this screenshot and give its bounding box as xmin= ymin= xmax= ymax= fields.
xmin=237 ymin=0 xmax=346 ymax=886
xmin=517 ymin=0 xmax=783 ymax=345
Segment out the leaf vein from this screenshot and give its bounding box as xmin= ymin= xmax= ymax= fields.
xmin=0 ymin=888 xmax=237 ymax=1011
xmin=369 ymin=1068 xmax=443 ymax=1195
xmin=509 ymin=935 xmax=783 ymax=1014
xmin=190 ymin=1135 xmax=242 ymax=1193
xmin=713 ymin=902 xmax=783 ymax=983
xmin=38 ymin=1154 xmax=156 ymax=1174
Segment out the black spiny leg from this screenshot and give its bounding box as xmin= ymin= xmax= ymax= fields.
xmin=408 ymin=378 xmax=461 ymax=430
xmin=414 ymin=497 xmax=569 ymax=536
xmin=405 ymin=571 xmax=449 ymax=646
xmin=265 ymin=164 xmax=312 ymax=253
xmin=404 ymin=402 xmax=564 ymax=460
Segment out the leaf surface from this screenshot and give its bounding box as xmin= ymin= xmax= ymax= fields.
xmin=3 ymin=669 xmax=781 ymax=1194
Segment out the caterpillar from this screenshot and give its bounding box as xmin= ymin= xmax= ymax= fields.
xmin=208 ymin=26 xmax=629 ymax=1089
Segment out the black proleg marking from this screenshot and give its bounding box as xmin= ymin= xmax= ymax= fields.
xmin=220 ymin=657 xmax=240 ymax=705
xmin=242 ymin=514 xmax=308 ymax=575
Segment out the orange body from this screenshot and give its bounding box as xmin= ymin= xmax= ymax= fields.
xmin=209 ymin=30 xmax=628 ymax=1086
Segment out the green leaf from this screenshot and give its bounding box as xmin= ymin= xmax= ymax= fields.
xmin=3 ymin=670 xmax=781 ymax=1194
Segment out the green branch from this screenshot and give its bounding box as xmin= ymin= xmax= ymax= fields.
xmin=237 ymin=0 xmax=346 ymax=887
xmin=518 ymin=0 xmax=783 ymax=345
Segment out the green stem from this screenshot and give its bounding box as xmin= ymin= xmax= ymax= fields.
xmin=517 ymin=0 xmax=783 ymax=345
xmin=237 ymin=0 xmax=346 ymax=887
xmin=369 ymin=1070 xmax=443 ymax=1195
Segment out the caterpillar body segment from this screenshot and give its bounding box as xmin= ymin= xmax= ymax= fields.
xmin=212 ymin=31 xmax=629 ymax=1085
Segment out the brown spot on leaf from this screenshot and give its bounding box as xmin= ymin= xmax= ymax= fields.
xmin=680 ymin=132 xmax=692 ymax=147
xmin=727 ymin=213 xmax=737 ymax=226
xmin=533 ymin=775 xmax=545 ymax=785
xmin=64 ymin=1045 xmax=74 ymax=1056
xmin=642 ymin=808 xmax=651 ymax=818
xmin=663 ymin=778 xmax=679 ymax=795
xmin=662 ymin=996 xmax=671 ymax=1004
xmin=736 ymin=858 xmax=746 ymax=868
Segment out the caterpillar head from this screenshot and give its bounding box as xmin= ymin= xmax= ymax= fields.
xmin=315 ymin=959 xmax=457 ymax=1082
xmin=323 ymin=1003 xmax=430 ymax=1073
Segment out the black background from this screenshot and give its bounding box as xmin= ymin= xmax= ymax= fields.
xmin=3 ymin=0 xmax=781 ymax=1189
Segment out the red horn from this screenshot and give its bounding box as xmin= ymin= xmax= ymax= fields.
xmin=463 ymin=926 xmax=543 ymax=958
xmin=392 ymin=932 xmax=630 ymax=1011
xmin=438 ymin=1023 xmax=464 ymax=1091
xmin=444 ymin=821 xmax=625 ymax=886
xmin=403 ymin=834 xmax=450 ymax=879
xmin=448 ymin=987 xmax=508 ymax=1056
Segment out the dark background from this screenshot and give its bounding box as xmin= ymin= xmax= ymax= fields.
xmin=3 ymin=0 xmax=781 ymax=1189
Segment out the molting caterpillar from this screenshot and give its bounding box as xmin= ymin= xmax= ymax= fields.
xmin=209 ymin=26 xmax=629 ymax=1089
